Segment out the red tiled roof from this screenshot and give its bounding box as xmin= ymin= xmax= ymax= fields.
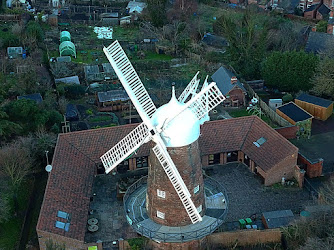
xmin=199 ymin=116 xmax=298 ymax=171
xmin=37 ymin=116 xmax=298 ymax=241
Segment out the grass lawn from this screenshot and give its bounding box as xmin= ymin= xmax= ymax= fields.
xmin=228 ymin=108 xmax=278 ymax=128
xmin=0 ymin=180 xmax=33 ymax=249
xmin=113 ymin=25 xmax=140 ymax=41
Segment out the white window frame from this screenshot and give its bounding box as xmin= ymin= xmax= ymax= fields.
xmin=157 ymin=210 xmax=165 ymax=219
xmin=194 ymin=185 xmax=199 ymax=194
xmin=157 ymin=189 xmax=166 ymax=198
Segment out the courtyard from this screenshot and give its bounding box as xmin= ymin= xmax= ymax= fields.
xmin=85 ymin=163 xmax=314 ymax=247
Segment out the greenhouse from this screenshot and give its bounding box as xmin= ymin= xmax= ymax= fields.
xmin=59 ymin=41 xmax=76 ymax=58
xmin=60 ymin=31 xmax=71 ymax=43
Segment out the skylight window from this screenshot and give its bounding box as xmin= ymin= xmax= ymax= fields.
xmin=55 ymin=221 xmax=70 ymax=232
xmin=57 ymin=210 xmax=70 ymax=220
xmin=253 ymin=137 xmax=267 ymax=147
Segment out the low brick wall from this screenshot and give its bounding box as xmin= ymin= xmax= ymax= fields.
xmin=275 ymin=126 xmax=298 ymax=139
xmin=298 ymin=153 xmax=323 ymax=178
xmin=207 ymin=229 xmax=281 ymax=247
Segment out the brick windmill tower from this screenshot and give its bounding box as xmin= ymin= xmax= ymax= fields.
xmin=101 ymin=41 xmax=227 ymax=247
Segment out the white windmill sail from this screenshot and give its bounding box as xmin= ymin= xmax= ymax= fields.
xmin=103 ymin=40 xmax=156 ymax=126
xmin=163 ymin=82 xmax=225 ymax=128
xmin=178 ymin=71 xmax=200 ymax=103
xmin=101 ymin=122 xmax=150 ymax=173
xmin=200 ymin=75 xmax=210 ymax=125
xmin=101 ymin=40 xmax=226 ymax=224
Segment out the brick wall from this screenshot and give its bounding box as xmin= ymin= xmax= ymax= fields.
xmin=37 ymin=230 xmax=98 ymax=250
xmin=207 ymin=229 xmax=281 ymax=247
xmin=147 ymin=237 xmax=207 ymax=250
xmin=275 ymin=126 xmax=298 ymax=139
xmin=146 ymin=140 xmax=205 ymax=226
xmin=294 ymin=165 xmax=305 ymax=188
xmin=298 ymin=153 xmax=323 ymax=178
xmin=327 ymin=24 xmax=334 ymax=34
xmin=264 ymin=151 xmax=298 ymax=186
xmin=227 ymin=88 xmax=245 ymax=106
xmin=304 ymin=10 xmax=316 ymax=19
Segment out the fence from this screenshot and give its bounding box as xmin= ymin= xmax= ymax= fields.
xmin=244 ymin=83 xmax=291 ymax=127
xmin=304 ymin=178 xmax=319 ymax=200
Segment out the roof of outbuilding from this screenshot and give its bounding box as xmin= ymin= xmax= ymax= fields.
xmin=277 ymin=102 xmax=313 ymax=123
xmin=37 ymin=116 xmax=298 ymax=241
xmin=97 ymin=90 xmax=129 ymax=103
xmin=296 ymin=93 xmax=333 ymax=108
xmin=305 ymin=31 xmax=334 ymax=54
xmin=211 ymin=66 xmax=246 ymax=96
xmin=262 ymin=210 xmax=294 ymax=229
xmin=17 ymin=93 xmax=43 ymax=104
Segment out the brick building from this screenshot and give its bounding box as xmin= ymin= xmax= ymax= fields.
xmin=37 ymin=116 xmax=298 ymax=248
xmin=211 ymin=66 xmax=246 ymax=107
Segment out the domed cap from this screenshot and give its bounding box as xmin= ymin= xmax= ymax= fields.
xmin=151 ymin=85 xmax=200 ymax=147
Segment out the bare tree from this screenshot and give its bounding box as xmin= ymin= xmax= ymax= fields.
xmin=0 ymin=142 xmax=33 ymax=213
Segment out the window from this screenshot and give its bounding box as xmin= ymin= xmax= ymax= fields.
xmin=55 ymin=221 xmax=70 ymax=232
xmin=194 ymin=185 xmax=199 ymax=194
xmin=197 ymin=205 xmax=202 ymax=213
xmin=157 ymin=189 xmax=166 ymax=198
xmin=253 ymin=137 xmax=267 ymax=147
xmin=208 ymin=153 xmax=220 ymax=165
xmin=157 ymin=210 xmax=165 ymax=219
xmin=136 ymin=156 xmax=148 ymax=168
xmin=57 ymin=210 xmax=70 ymax=220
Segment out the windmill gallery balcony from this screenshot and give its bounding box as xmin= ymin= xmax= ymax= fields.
xmin=123 ymin=175 xmax=229 ymax=243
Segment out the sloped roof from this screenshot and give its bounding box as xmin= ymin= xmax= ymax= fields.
xmin=37 ymin=117 xmax=297 ymax=241
xmin=277 ymin=102 xmax=313 ymax=123
xmin=304 ymin=3 xmax=318 ymax=12
xmin=17 ymin=93 xmax=43 ymax=104
xmin=97 ymin=90 xmax=129 ymax=103
xmin=296 ymin=93 xmax=333 ymax=108
xmin=317 ymin=4 xmax=330 ymax=16
xmin=305 ymin=31 xmax=334 ymax=54
xmin=211 ymin=66 xmax=246 ymax=96
xmin=199 ymin=116 xmax=298 ymax=171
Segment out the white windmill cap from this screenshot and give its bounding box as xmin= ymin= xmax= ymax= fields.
xmin=151 ymin=85 xmax=200 ymax=147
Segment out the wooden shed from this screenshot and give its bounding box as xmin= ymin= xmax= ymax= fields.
xmin=276 ymin=102 xmax=313 ymax=138
xmin=295 ymin=93 xmax=333 ymax=121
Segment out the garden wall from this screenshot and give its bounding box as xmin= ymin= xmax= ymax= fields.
xmin=207 ymin=229 xmax=282 ymax=247
xmin=275 ymin=126 xmax=298 ymax=139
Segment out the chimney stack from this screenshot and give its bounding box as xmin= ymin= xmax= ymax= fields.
xmin=231 ymin=76 xmax=237 ymax=84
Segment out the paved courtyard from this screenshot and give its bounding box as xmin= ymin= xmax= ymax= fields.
xmin=85 ymin=163 xmax=314 ymax=247
xmin=204 ymin=163 xmax=315 ymax=222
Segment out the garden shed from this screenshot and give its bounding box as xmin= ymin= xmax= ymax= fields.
xmin=276 ymin=102 xmax=313 ymax=138
xmin=269 ymin=99 xmax=282 ymax=110
xmin=262 ymin=210 xmax=294 ymax=229
xmin=7 ymin=46 xmax=23 ymax=59
xmin=59 ymin=41 xmax=76 ymax=58
xmin=60 ymin=31 xmax=71 ymax=43
xmin=96 ymin=90 xmax=130 ymax=112
xmin=17 ymin=93 xmax=43 ymax=104
xmin=295 ymin=93 xmax=333 ymax=121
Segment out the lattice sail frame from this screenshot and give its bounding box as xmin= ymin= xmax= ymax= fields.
xmin=101 ymin=40 xmax=225 ymax=224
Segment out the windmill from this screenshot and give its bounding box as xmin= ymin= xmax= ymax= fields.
xmin=100 ymin=40 xmax=225 ymax=226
